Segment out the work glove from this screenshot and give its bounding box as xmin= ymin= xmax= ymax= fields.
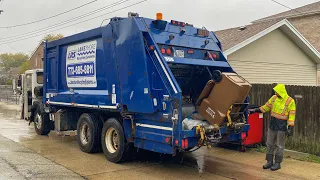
xmin=286 ymin=126 xmax=294 ymax=137
xmin=248 ymin=108 xmax=260 ymax=114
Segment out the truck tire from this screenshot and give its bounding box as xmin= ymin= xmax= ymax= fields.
xmin=101 ymin=118 xmax=127 ymax=163
xmin=77 ymin=113 xmax=102 ymax=153
xmin=33 ymin=105 xmax=51 ymax=135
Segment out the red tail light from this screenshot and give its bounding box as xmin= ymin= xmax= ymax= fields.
xmin=187 ymin=50 xmax=194 ymax=54
xmin=149 ymin=45 xmax=154 ymax=50
xmin=161 ymin=48 xmax=166 ymax=54
xmin=181 ymin=139 xmax=185 ymax=149
xmin=166 ymin=48 xmax=171 ymax=55
xmin=165 ymin=137 xmax=170 ymax=143
xmin=212 ymin=53 xmax=217 ymax=59
xmin=184 ymin=139 xmax=188 ymax=149
xmin=241 ymin=132 xmax=247 ymax=139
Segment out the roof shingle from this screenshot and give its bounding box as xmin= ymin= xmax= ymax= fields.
xmin=214 ymin=20 xmax=280 ymax=51
xmin=253 ymin=1 xmax=320 ymax=23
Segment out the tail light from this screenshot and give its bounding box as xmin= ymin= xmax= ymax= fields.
xmin=161 ymin=48 xmax=166 ymax=54
xmin=212 ymin=53 xmax=217 ymax=59
xmin=166 ymin=48 xmax=172 ymax=55
xmin=241 ymin=132 xmax=247 ymax=139
xmin=184 ymin=139 xmax=188 ymax=149
xmin=182 ymin=139 xmax=185 ymax=149
xmin=187 ymin=50 xmax=194 ymax=54
xmin=171 ymin=20 xmax=186 ymax=27
xmin=206 ymin=51 xmax=218 ymax=60
xmin=149 ymin=45 xmax=154 ymax=50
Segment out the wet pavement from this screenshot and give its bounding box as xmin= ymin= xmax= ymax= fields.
xmin=0 ymin=102 xmax=320 ymax=180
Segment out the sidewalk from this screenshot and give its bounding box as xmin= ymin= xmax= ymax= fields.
xmin=0 ymin=134 xmax=84 ymax=180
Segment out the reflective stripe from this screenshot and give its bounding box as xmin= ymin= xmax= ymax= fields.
xmin=266 ymin=102 xmax=272 ymax=108
xmin=136 ymin=123 xmax=173 ymax=131
xmin=281 ymin=97 xmax=293 ymax=115
xmin=260 ymin=107 xmax=266 ymax=113
xmin=154 ymin=50 xmax=178 ymax=94
xmin=271 ymin=112 xmax=288 ymax=120
xmin=289 ymin=110 xmax=296 ymax=114
xmin=288 ymin=121 xmax=294 ymax=126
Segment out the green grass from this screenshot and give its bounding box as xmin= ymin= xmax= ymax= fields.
xmin=254 ymin=145 xmax=267 ymax=153
xmin=298 ymin=155 xmax=320 ymax=164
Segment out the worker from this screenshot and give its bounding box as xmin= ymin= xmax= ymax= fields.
xmin=249 ymin=84 xmax=296 ymax=171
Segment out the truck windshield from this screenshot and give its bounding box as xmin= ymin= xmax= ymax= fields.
xmin=37 ymin=72 xmax=43 ymax=84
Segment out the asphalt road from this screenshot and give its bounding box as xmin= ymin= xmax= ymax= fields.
xmin=0 ymin=102 xmax=319 ymax=180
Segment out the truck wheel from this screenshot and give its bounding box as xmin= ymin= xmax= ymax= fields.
xmin=101 ymin=118 xmax=127 ymax=163
xmin=34 ymin=105 xmax=51 ymax=135
xmin=77 ymin=113 xmax=102 ymax=153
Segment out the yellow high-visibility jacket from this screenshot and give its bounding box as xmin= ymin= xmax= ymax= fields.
xmin=259 ymin=84 xmax=296 ymax=127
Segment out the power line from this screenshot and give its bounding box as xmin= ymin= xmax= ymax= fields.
xmin=269 ymin=0 xmax=303 ymax=14
xmin=1 ymin=29 xmax=18 ymax=52
xmin=0 ymin=0 xmax=98 ymax=29
xmin=4 ymin=42 xmax=18 ymax=52
xmin=0 ymin=0 xmax=148 ymax=45
xmin=0 ymin=0 xmax=131 ymax=42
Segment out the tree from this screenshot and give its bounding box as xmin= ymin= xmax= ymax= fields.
xmin=19 ymin=60 xmax=30 ymax=74
xmin=43 ymin=33 xmax=64 ymax=42
xmin=0 ymin=53 xmax=29 ymax=71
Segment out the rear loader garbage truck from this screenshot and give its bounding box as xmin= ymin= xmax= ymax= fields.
xmin=21 ymin=12 xmax=252 ymax=163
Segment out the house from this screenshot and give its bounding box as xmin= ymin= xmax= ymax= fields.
xmin=8 ymin=67 xmax=20 ymax=79
xmin=29 ymin=42 xmax=44 ymax=69
xmin=215 ymin=2 xmax=320 ymax=86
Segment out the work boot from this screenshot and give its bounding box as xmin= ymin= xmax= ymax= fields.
xmin=270 ymin=163 xmax=281 ymax=171
xmin=263 ymin=161 xmax=273 ymax=169
xmin=263 ymin=154 xmax=274 ymax=169
xmin=271 ymin=155 xmax=283 ymax=171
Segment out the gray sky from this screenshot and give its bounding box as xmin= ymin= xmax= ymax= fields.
xmin=0 ymin=0 xmax=318 ymax=55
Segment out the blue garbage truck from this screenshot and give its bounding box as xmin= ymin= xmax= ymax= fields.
xmin=26 ymin=13 xmax=250 ymax=163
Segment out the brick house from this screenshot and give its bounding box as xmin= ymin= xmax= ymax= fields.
xmin=215 ymin=2 xmax=320 ymax=86
xmin=29 ymin=42 xmax=44 ymax=69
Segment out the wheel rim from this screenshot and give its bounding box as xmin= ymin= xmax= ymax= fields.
xmin=34 ymin=113 xmax=42 ymax=129
xmin=105 ymin=127 xmax=119 ymax=154
xmin=80 ymin=122 xmax=91 ymax=145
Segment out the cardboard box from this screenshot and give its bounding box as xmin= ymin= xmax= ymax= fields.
xmin=197 ymin=73 xmax=251 ymax=126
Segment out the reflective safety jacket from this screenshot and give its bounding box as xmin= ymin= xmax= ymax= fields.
xmin=259 ymin=84 xmax=296 ymax=131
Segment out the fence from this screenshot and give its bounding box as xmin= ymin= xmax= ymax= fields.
xmin=0 ymin=85 xmax=19 ymax=104
xmin=249 ymin=84 xmax=320 ymax=155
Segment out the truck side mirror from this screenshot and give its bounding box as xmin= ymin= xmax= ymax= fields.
xmin=17 ymin=79 xmax=22 ymax=87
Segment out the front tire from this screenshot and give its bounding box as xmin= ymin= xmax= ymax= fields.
xmin=76 ymin=113 xmax=102 ymax=153
xmin=33 ymin=105 xmax=51 ymax=135
xmin=101 ymin=118 xmax=127 ymax=163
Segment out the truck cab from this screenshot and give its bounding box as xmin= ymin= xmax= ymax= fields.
xmin=20 ymin=69 xmax=44 ymax=121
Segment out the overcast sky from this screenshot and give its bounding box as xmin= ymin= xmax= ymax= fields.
xmin=0 ymin=0 xmax=318 ymax=55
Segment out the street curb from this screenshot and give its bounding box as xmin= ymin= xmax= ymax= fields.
xmin=284 ymin=149 xmax=310 ymax=159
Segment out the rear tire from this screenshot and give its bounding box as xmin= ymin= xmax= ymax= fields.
xmin=33 ymin=105 xmax=51 ymax=135
xmin=101 ymin=118 xmax=127 ymax=163
xmin=77 ymin=113 xmax=102 ymax=153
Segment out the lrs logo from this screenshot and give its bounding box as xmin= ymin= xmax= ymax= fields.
xmin=68 ymin=51 xmax=76 ymax=59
